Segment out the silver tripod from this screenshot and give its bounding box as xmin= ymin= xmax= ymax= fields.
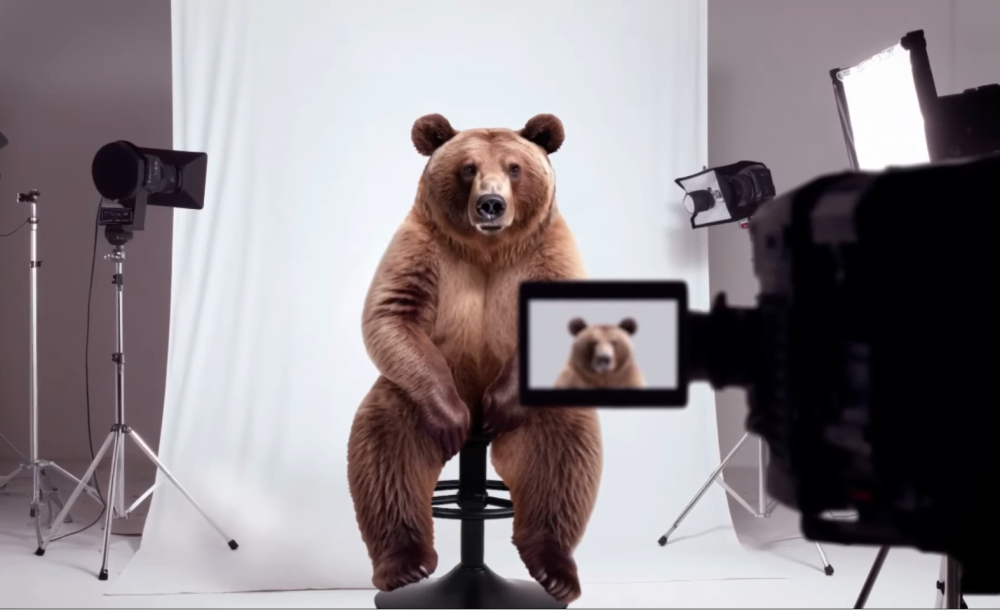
xmin=854 ymin=548 xmax=966 ymax=609
xmin=0 ymin=190 xmax=103 ymax=546
xmin=657 ymin=431 xmax=834 ymax=575
xmin=935 ymin=556 xmax=964 ymax=609
xmin=36 ymin=240 xmax=238 ymax=580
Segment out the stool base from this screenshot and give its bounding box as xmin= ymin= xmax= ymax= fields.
xmin=374 ymin=563 xmax=568 ymax=609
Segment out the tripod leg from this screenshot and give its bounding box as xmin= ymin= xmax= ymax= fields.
xmin=0 ymin=465 xmax=24 ymax=491
xmin=757 ymin=437 xmax=767 ymax=515
xmin=98 ymin=431 xmax=124 ymax=581
xmin=854 ymin=546 xmax=890 ymax=609
xmin=127 ymin=430 xmax=239 ymax=550
xmin=37 ymin=432 xmax=115 ymax=554
xmin=658 ymin=432 xmax=751 ymax=545
xmin=814 ymin=542 xmax=834 ymax=576
xmin=936 ymin=555 xmax=947 ymax=609
xmin=31 ymin=462 xmax=42 ymax=537
xmin=39 ymin=468 xmax=73 ymax=526
xmin=0 ymin=429 xmax=28 ymax=463
xmin=943 ymin=557 xmax=962 ymax=609
xmin=43 ymin=461 xmax=103 ymax=505
xmin=115 ymin=436 xmax=126 ymax=517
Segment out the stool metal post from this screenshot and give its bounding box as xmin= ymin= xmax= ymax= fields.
xmin=458 ymin=436 xmax=487 ymax=569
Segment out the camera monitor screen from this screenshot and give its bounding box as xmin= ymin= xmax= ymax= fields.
xmin=518 ymin=280 xmax=688 ymax=407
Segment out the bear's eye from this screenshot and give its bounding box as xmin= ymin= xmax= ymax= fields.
xmin=461 ymin=164 xmax=477 ymax=178
xmin=509 ymin=163 xmax=521 ymax=176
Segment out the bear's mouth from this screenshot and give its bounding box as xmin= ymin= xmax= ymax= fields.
xmin=475 ymin=223 xmax=505 ymax=236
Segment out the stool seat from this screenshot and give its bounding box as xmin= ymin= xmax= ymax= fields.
xmin=374 ymin=432 xmax=567 ymax=609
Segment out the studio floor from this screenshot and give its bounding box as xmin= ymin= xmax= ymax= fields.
xmin=0 ymin=459 xmax=992 ymax=608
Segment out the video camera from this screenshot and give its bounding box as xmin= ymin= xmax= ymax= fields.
xmin=518 ymin=151 xmax=1000 ymax=592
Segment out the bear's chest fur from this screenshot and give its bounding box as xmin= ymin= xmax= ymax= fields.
xmin=431 ymin=257 xmax=522 ymax=405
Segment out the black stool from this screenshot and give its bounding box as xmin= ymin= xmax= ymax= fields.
xmin=374 ymin=432 xmax=567 ymax=609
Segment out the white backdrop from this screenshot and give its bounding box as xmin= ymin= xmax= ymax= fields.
xmin=111 ymin=0 xmax=781 ymax=596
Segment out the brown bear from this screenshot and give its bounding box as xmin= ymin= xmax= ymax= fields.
xmin=555 ymin=318 xmax=646 ymax=389
xmin=346 ymin=113 xmax=602 ymax=603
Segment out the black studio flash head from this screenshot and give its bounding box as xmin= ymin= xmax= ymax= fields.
xmin=676 ymin=161 xmax=776 ymax=229
xmin=92 ymin=141 xmax=208 ymax=245
xmin=92 ymin=141 xmax=208 ymax=210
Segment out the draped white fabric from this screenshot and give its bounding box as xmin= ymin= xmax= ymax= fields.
xmin=112 ymin=0 xmax=769 ymax=595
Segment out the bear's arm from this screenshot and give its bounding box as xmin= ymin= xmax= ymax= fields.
xmin=553 ymin=367 xmax=582 ymax=389
xmin=362 ymin=219 xmax=462 ymax=408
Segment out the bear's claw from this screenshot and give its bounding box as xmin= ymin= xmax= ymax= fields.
xmin=523 ymin=543 xmax=582 ymax=603
xmin=372 ymin=544 xmax=437 ymax=592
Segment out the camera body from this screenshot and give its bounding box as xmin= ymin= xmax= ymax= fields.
xmin=520 ymin=154 xmax=1000 ymax=591
xmin=739 ymin=155 xmax=1000 ymax=587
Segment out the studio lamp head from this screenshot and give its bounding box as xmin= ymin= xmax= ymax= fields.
xmin=674 ymin=161 xmax=776 ymax=229
xmin=832 ymin=29 xmax=1000 ymax=170
xmin=92 ymin=141 xmax=208 ymax=245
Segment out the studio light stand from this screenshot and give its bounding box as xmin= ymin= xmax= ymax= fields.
xmin=656 ymin=431 xmax=835 ymax=575
xmin=0 ymin=190 xmax=104 ymax=546
xmin=36 ymin=222 xmax=238 ymax=580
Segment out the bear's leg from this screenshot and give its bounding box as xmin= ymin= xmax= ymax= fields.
xmin=491 ymin=408 xmax=603 ymax=603
xmin=347 ymin=376 xmax=447 ymax=591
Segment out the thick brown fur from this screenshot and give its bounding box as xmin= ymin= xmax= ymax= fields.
xmin=346 ymin=113 xmax=602 ymax=603
xmin=555 ymin=318 xmax=646 ymax=388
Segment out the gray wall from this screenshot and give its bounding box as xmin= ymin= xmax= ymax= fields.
xmin=707 ymin=0 xmax=1000 ymax=466
xmin=0 ymin=0 xmax=173 ymax=461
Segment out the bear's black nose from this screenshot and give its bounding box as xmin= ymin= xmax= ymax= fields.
xmin=594 ymin=354 xmax=611 ymax=368
xmin=475 ymin=194 xmax=507 ymax=221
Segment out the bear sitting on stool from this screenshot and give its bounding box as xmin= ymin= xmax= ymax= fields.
xmin=347 ymin=113 xmax=602 ymax=604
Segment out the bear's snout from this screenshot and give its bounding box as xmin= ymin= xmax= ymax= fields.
xmin=592 ymin=343 xmax=614 ymax=373
xmin=475 ymin=194 xmax=507 ymax=221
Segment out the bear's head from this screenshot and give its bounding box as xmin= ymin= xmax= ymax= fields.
xmin=567 ymin=317 xmax=638 ymax=376
xmin=410 ymin=113 xmax=564 ymax=247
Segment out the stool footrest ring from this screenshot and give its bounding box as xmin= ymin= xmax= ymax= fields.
xmin=431 ymin=478 xmax=513 ymax=520
xmin=432 ymin=506 xmax=514 ymax=520
xmin=434 ymin=479 xmax=509 ymax=492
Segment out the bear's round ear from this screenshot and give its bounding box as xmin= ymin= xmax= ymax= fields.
xmin=619 ymin=317 xmax=637 ymax=335
xmin=519 ymin=114 xmax=565 ymax=154
xmin=412 ymin=114 xmax=458 ymax=157
xmin=568 ymin=317 xmax=587 ymax=336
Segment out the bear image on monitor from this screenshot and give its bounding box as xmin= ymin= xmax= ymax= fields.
xmin=554 ymin=317 xmax=646 ymax=389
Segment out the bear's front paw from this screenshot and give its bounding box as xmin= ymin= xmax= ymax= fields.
xmin=482 ymin=372 xmax=525 ymax=437
xmin=421 ymin=395 xmax=471 ymax=462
